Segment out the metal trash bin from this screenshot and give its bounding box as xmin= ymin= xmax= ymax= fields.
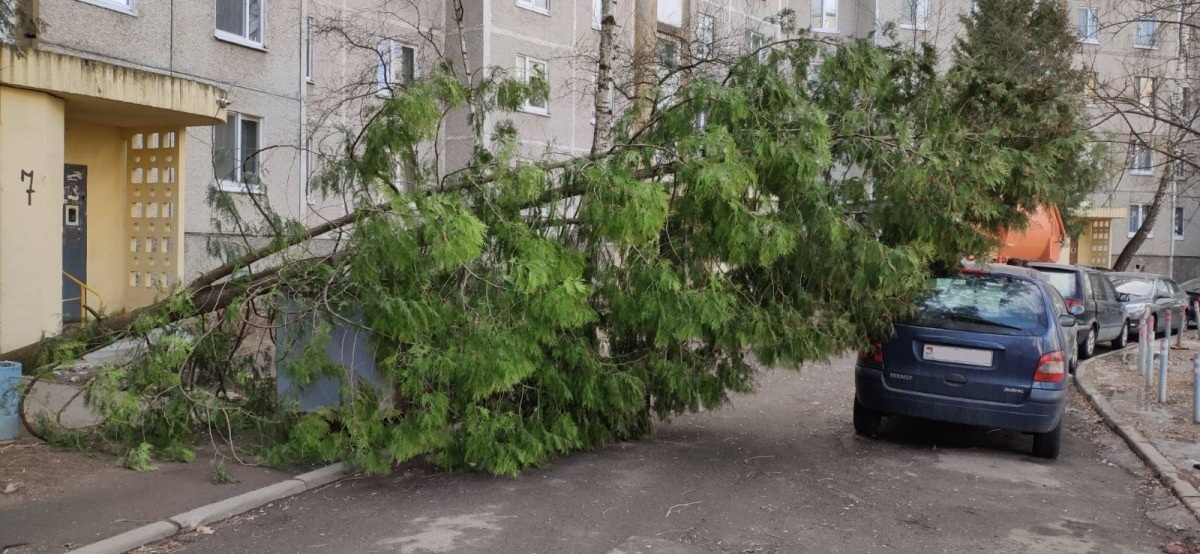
xmin=0 ymin=361 xmax=22 ymax=440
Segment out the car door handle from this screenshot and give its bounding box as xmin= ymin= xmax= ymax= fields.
xmin=945 ymin=373 xmax=967 ymax=385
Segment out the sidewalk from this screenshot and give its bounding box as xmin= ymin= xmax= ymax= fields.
xmin=1 ymin=373 xmax=340 ymax=553
xmin=1078 ymin=333 xmax=1200 ymax=525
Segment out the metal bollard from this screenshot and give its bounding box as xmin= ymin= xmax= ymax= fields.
xmin=1160 ymin=333 xmax=1170 ymax=403
xmin=1138 ymin=319 xmax=1148 ymax=376
xmin=1179 ymin=308 xmax=1186 ymax=347
xmin=1194 ymin=354 xmax=1200 ymax=423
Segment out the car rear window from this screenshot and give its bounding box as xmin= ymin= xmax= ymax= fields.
xmin=910 ymin=274 xmax=1048 ymax=335
xmin=1034 ymin=268 xmax=1079 ymax=299
xmin=1111 ymin=277 xmax=1154 ymax=297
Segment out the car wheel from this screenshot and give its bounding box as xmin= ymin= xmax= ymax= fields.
xmin=1032 ymin=419 xmax=1063 ymax=459
xmin=853 ymin=397 xmax=882 ymax=437
xmin=1111 ymin=320 xmax=1129 ymax=349
xmin=1079 ymin=325 xmax=1097 ymax=359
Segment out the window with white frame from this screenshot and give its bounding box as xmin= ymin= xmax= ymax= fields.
xmin=214 ymin=113 xmax=262 ymax=193
xmin=1084 ymin=71 xmax=1098 ymax=103
xmin=1175 ymin=206 xmax=1185 ymax=239
xmin=216 ymin=0 xmax=264 ymax=47
xmin=517 ymin=55 xmax=549 ymax=114
xmin=697 ymin=14 xmax=716 ymax=60
xmin=1077 ymin=7 xmax=1098 ymax=43
xmin=746 ymin=30 xmax=765 ymax=62
xmin=1134 ymin=14 xmax=1158 ymax=48
xmin=1130 ymin=141 xmax=1154 ymax=175
xmin=1184 ymin=87 xmax=1193 ymax=119
xmin=517 ymin=0 xmax=549 ymax=15
xmin=77 ymin=0 xmax=135 ymax=15
xmin=377 ymin=40 xmax=416 ymax=94
xmin=1135 ymin=76 xmax=1155 ymax=109
xmin=901 ymin=0 xmax=931 ymax=29
xmin=811 ymin=0 xmax=837 ymax=31
xmin=1176 ymin=156 xmax=1189 ymax=180
xmin=1129 ymin=204 xmax=1153 ymax=237
xmin=305 ymin=17 xmax=314 ymax=81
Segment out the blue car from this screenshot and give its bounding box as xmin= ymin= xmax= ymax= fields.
xmin=854 ymin=264 xmax=1082 ymax=459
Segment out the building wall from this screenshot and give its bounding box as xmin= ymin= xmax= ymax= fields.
xmin=0 ymin=87 xmax=66 ymax=352
xmin=39 ymin=0 xmax=307 ymax=280
xmin=64 ymin=120 xmax=128 ymax=312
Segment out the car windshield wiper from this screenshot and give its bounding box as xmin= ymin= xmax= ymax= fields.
xmin=939 ymin=313 xmax=1025 ymax=331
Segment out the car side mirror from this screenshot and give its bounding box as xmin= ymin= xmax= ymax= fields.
xmin=1118 ymin=293 xmax=1130 ymax=302
xmin=1059 ymin=314 xmax=1078 ymax=327
xmin=1069 ymin=304 xmax=1085 ymax=316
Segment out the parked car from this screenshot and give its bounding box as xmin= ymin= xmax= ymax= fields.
xmin=1177 ymin=277 xmax=1200 ymax=326
xmin=1107 ymin=272 xmax=1189 ymax=338
xmin=1028 ymin=263 xmax=1129 ymax=357
xmin=854 ymin=264 xmax=1081 ymax=459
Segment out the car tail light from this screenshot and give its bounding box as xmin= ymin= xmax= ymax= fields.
xmin=859 ymin=342 xmax=885 ymax=367
xmin=1064 ymin=298 xmax=1083 ymax=310
xmin=1033 ymin=351 xmax=1066 ymax=383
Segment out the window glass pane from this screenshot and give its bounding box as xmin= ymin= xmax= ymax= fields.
xmin=912 ymin=275 xmax=1048 ymax=335
xmin=240 ymin=118 xmax=259 ymax=183
xmin=1176 ymin=207 xmax=1184 ymax=237
xmin=247 ymin=0 xmax=262 ymax=42
xmin=1129 ymin=205 xmax=1141 ymax=234
xmin=214 ymin=115 xmax=237 ymax=182
xmin=216 ymin=0 xmax=245 ymax=35
xmin=400 ymin=46 xmax=415 ymax=84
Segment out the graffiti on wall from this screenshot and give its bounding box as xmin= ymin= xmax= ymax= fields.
xmin=20 ymin=169 xmax=34 ymax=206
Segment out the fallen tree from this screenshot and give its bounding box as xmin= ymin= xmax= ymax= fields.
xmin=18 ymin=1 xmax=1100 ymax=476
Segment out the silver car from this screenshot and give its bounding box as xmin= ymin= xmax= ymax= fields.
xmin=1107 ymin=272 xmax=1189 ymax=338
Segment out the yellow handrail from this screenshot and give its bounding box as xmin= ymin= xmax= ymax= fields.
xmin=62 ymin=270 xmax=106 ymax=321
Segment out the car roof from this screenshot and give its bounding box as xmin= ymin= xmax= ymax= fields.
xmin=1107 ymin=271 xmax=1169 ymax=280
xmin=961 ymin=262 xmax=1046 ymax=281
xmin=1027 ymin=262 xmax=1091 ymax=273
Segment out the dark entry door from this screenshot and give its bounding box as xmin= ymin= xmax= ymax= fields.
xmin=62 ymin=164 xmax=88 ymax=321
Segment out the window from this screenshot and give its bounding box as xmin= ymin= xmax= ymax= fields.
xmin=1084 ymin=71 xmax=1098 ymax=103
xmin=901 ymin=0 xmax=931 ymax=29
xmin=214 ymin=113 xmax=262 ymax=193
xmin=1184 ymin=87 xmax=1193 ymax=119
xmin=811 ymin=0 xmax=837 ymax=31
xmin=517 ymin=55 xmax=549 ymax=114
xmin=1135 ymin=76 xmax=1155 ymax=109
xmin=216 ymin=0 xmax=264 ymax=47
xmin=1134 ymin=14 xmax=1158 ymax=48
xmin=592 ymin=0 xmax=602 ymax=29
xmin=655 ymin=39 xmax=680 ymax=107
xmin=1130 ymin=141 xmax=1153 ymax=175
xmin=1077 ymin=7 xmax=1099 ymax=43
xmin=304 ymin=17 xmax=314 ymax=81
xmin=377 ymin=40 xmax=416 ymax=94
xmin=1176 ymin=157 xmax=1188 ymax=180
xmin=76 ymin=0 xmax=136 ymax=15
xmin=517 ymin=0 xmax=549 ymax=15
xmin=1128 ymin=204 xmax=1153 ymax=237
xmin=746 ymin=30 xmax=765 ymax=62
xmin=697 ymin=15 xmax=716 ymax=60
xmin=1175 ymin=206 xmax=1185 ymax=239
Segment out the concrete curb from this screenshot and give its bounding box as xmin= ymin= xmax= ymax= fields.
xmin=1073 ymin=347 xmax=1200 ymax=526
xmin=65 ymin=463 xmax=349 ymax=554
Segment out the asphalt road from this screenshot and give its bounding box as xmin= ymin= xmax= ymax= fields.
xmin=152 ymin=355 xmax=1198 ymax=554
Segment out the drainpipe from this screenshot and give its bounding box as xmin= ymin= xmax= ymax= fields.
xmin=299 ymin=0 xmax=309 ymax=220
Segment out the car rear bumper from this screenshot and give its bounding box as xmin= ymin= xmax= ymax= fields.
xmin=855 ymin=366 xmax=1066 ymax=434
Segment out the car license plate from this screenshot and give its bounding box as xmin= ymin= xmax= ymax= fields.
xmin=923 ymin=344 xmax=992 ymax=367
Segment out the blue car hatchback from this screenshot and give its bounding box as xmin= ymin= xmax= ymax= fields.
xmin=854 ymin=264 xmax=1081 ymax=459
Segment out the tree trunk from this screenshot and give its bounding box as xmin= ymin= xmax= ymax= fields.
xmin=591 ymin=0 xmax=616 ymax=156
xmin=1112 ymin=171 xmax=1172 ymax=271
